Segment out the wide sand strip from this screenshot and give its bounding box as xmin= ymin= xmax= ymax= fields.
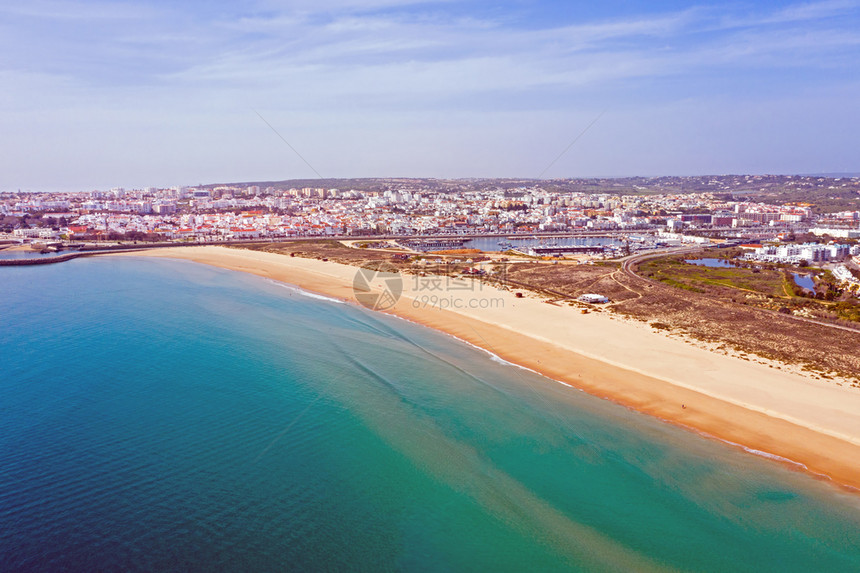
xmin=121 ymin=246 xmax=860 ymax=490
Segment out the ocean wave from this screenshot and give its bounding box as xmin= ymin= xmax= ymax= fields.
xmin=380 ymin=312 xmax=578 ymax=390
xmin=458 ymin=339 xmax=578 ymax=389
xmin=264 ymin=279 xmax=347 ymax=304
xmin=734 ymin=444 xmax=810 ymax=469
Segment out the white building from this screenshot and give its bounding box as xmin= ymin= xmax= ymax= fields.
xmin=833 ymin=265 xmax=860 ymax=286
xmin=810 ymin=228 xmax=860 ymax=239
xmin=745 ymin=243 xmax=849 ymax=264
xmin=13 ymin=228 xmax=58 ymax=239
xmin=578 ymin=293 xmax=609 ymax=304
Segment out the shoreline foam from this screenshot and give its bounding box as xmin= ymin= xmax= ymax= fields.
xmin=117 ymin=246 xmax=860 ymax=491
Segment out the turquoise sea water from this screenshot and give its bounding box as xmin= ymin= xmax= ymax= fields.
xmin=2 ymin=257 xmax=860 ymax=572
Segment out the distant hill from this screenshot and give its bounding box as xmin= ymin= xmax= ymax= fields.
xmin=801 ymin=172 xmax=860 ymax=178
xmin=203 ymin=174 xmax=860 ymax=213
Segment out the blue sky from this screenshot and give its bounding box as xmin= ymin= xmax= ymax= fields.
xmin=1 ymin=0 xmax=858 ymax=191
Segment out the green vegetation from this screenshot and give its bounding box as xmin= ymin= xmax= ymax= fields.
xmin=639 ymin=257 xmax=787 ymax=297
xmin=688 ymin=247 xmax=744 ymax=260
xmin=832 ymin=301 xmax=860 ymax=322
xmin=757 ymin=187 xmax=860 ymax=213
xmin=637 ymin=250 xmax=860 ymax=323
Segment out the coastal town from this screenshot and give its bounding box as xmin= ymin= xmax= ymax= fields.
xmin=4 ymin=175 xmax=860 ymax=292
xmin=4 ymin=175 xmax=860 ymax=241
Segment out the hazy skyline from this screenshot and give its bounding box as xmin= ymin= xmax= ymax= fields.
xmin=2 ymin=0 xmax=859 ymax=192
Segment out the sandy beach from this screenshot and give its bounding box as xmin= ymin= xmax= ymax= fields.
xmin=121 ymin=246 xmax=860 ymax=490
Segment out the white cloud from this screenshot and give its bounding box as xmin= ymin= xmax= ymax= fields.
xmin=761 ymin=0 xmax=860 ymax=24
xmin=1 ymin=0 xmax=859 ymax=189
xmin=0 ymin=0 xmax=160 ymax=20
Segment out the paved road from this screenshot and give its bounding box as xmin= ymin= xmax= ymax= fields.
xmin=619 ymin=246 xmax=704 ymax=277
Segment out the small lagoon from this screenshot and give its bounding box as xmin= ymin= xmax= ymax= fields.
xmin=685 ymin=258 xmax=818 ymax=291
xmin=684 ymin=258 xmax=736 ymax=268
xmin=792 ymin=273 xmax=816 ymax=291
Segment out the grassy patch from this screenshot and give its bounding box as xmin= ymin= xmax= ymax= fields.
xmin=640 ymin=256 xmax=786 ymax=297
